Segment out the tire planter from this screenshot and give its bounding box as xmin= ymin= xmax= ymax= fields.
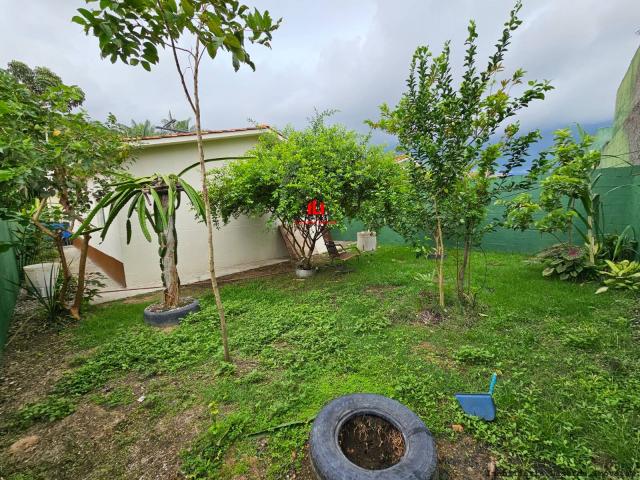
xmin=143 ymin=298 xmax=200 ymax=327
xmin=295 ymin=268 xmax=316 ymax=279
xmin=310 ymin=394 xmax=438 ymax=479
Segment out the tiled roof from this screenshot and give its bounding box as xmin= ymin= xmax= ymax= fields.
xmin=137 ymin=125 xmax=273 ymax=141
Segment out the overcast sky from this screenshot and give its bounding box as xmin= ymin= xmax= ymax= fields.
xmin=1 ymin=1 xmax=639 ymax=148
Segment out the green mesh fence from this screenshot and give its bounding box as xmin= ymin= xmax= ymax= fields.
xmin=333 ymin=166 xmax=640 ymax=254
xmin=0 ymin=220 xmax=19 ymax=355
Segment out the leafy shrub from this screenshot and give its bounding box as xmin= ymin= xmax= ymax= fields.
xmin=453 ymin=345 xmax=494 ymax=364
xmin=600 ymin=228 xmax=638 ymax=262
xmin=11 ymin=397 xmax=76 ymax=429
xmin=534 ymin=244 xmax=592 ymax=281
xmin=596 ymin=260 xmax=640 ymax=294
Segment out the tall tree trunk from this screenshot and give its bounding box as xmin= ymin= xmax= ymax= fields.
xmin=160 ymin=192 xmax=180 ymax=309
xmin=70 ymin=232 xmax=91 ymax=319
xmin=193 ymin=52 xmax=231 ymax=362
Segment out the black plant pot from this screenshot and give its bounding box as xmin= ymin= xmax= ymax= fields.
xmin=143 ymin=298 xmax=200 ymax=327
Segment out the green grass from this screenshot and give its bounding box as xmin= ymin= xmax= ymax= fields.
xmin=8 ymin=247 xmax=640 ymax=478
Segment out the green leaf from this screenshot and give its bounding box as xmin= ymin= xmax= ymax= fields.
xmin=223 ymin=33 xmax=242 ymax=49
xmin=149 ymin=186 xmax=168 ymax=230
xmin=180 ymin=179 xmax=205 ymax=219
xmin=595 ymin=286 xmax=608 ymax=294
xmin=72 ymin=191 xmax=114 ymax=239
xmin=137 ymin=194 xmax=152 ymax=242
xmin=71 ymin=15 xmax=87 ymax=26
xmin=126 ymin=219 xmax=132 ymax=243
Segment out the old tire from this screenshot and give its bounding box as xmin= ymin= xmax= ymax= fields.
xmin=143 ymin=298 xmax=200 ymax=327
xmin=310 ymin=394 xmax=438 ymax=480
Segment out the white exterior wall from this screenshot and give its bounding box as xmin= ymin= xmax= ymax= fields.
xmin=96 ymin=132 xmax=288 ymax=289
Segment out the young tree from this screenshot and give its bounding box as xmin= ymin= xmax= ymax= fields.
xmin=500 ymin=128 xmax=604 ymax=264
xmin=207 ymin=115 xmax=406 ymax=269
xmin=0 ymin=62 xmax=129 ymax=318
xmin=76 ymin=172 xmax=205 ymax=310
xmin=368 ymin=1 xmax=552 ymax=306
xmin=73 ymin=0 xmax=281 ymax=362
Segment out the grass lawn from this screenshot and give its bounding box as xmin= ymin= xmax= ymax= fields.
xmin=0 ymin=246 xmax=638 ymax=479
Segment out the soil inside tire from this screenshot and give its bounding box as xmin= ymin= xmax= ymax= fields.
xmin=338 ymin=414 xmax=406 ymax=470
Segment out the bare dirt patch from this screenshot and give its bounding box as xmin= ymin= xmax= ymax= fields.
xmin=413 ymin=341 xmax=456 ymax=370
xmin=0 ymin=298 xmax=80 ymax=415
xmin=125 ymin=405 xmax=209 ymax=480
xmin=437 ymin=434 xmax=496 ymax=480
xmin=416 ymin=308 xmax=445 ymax=325
xmin=1 ymin=382 xmax=210 ymax=479
xmin=363 ymin=284 xmax=400 ymax=298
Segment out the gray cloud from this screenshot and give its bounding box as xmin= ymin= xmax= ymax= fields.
xmin=1 ymin=0 xmax=638 ymax=146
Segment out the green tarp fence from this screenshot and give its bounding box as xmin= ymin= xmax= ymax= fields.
xmin=333 ymin=166 xmax=640 ymax=254
xmin=0 ymin=220 xmax=20 ymax=355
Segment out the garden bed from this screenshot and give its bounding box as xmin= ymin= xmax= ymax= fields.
xmin=0 ymin=247 xmax=638 ymax=479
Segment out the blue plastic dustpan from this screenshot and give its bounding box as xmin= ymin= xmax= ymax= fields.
xmin=455 ymin=373 xmax=497 ymax=421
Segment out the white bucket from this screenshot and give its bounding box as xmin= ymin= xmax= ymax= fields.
xmin=23 ymin=262 xmax=60 ymax=296
xmin=357 ymin=231 xmax=377 ymax=252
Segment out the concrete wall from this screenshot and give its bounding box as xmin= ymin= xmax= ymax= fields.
xmin=95 ymin=132 xmax=288 ymax=289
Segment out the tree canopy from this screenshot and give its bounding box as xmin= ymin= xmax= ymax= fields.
xmin=368 ymin=1 xmax=552 ymax=304
xmin=207 ymin=114 xmax=408 ymax=268
xmin=0 ymin=61 xmax=129 ymax=217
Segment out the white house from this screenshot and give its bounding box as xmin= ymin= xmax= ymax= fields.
xmin=83 ymin=125 xmax=289 ymax=296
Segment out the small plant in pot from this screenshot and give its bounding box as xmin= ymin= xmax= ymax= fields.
xmin=295 ymin=256 xmax=316 ymax=278
xmin=75 ymin=172 xmax=206 ymax=326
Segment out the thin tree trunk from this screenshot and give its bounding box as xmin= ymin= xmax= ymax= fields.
xmin=567 ymin=198 xmax=575 ymax=244
xmin=32 ymin=199 xmax=71 ymax=308
xmin=436 ymin=217 xmax=445 ymax=308
xmin=70 ymin=232 xmax=90 ymax=319
xmin=587 ymin=213 xmax=595 ymax=264
xmin=192 ymin=46 xmax=231 ymax=362
xmin=53 ymin=237 xmax=71 ymax=307
xmin=457 ymin=233 xmax=471 ymax=301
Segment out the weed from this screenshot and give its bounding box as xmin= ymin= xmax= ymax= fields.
xmin=453 ymin=345 xmax=495 ymax=364
xmin=9 ymin=397 xmax=76 ymax=430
